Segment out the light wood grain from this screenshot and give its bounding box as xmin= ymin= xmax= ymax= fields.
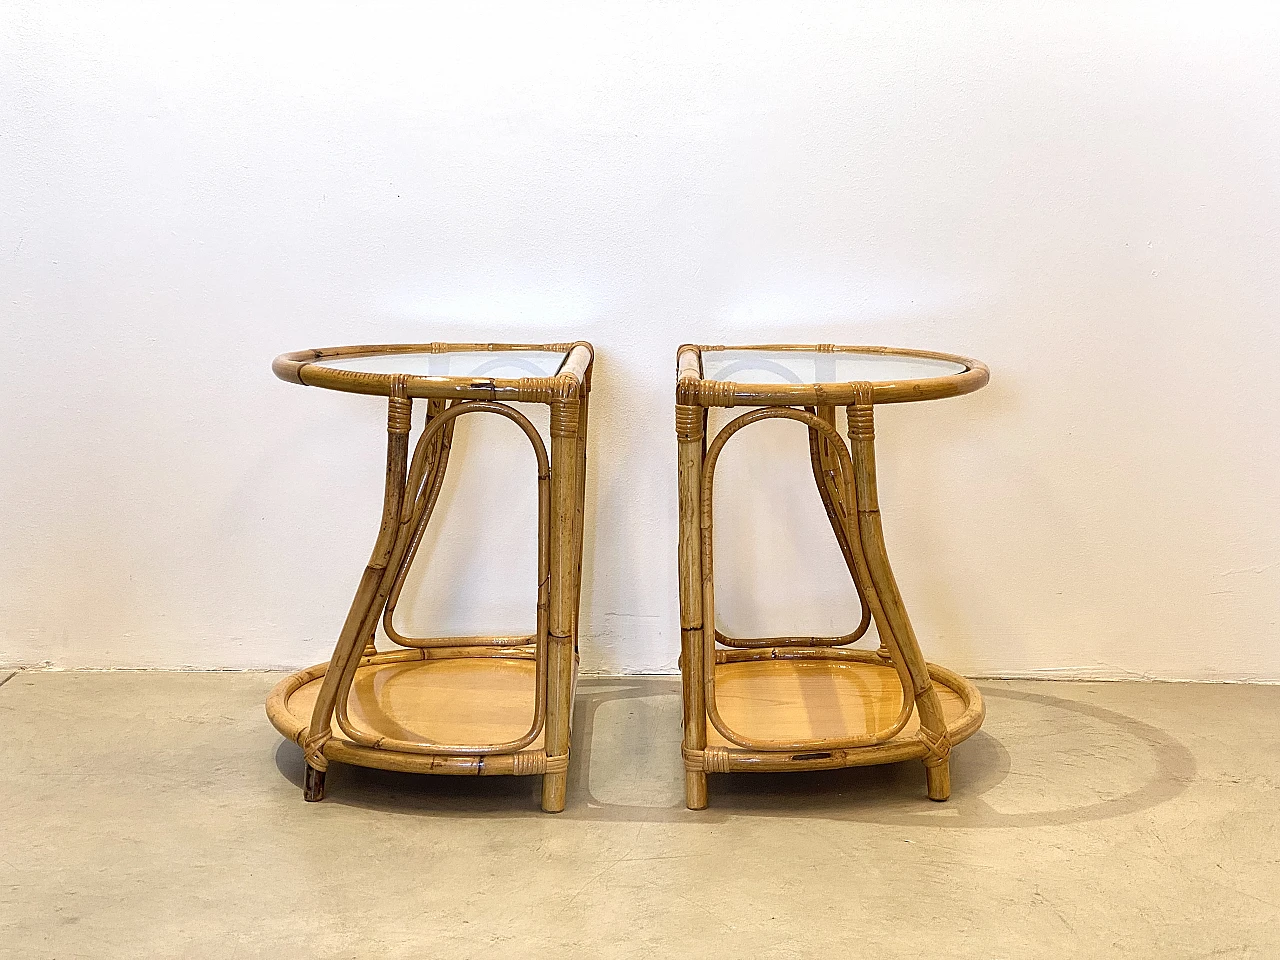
xmin=706 ymin=658 xmax=966 ymax=747
xmin=285 ymin=657 xmax=542 ymax=749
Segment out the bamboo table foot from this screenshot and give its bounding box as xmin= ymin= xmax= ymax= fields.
xmin=266 ymin=342 xmax=593 ymax=812
xmin=675 ymin=344 xmax=990 ymax=809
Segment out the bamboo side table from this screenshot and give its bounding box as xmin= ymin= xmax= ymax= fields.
xmin=266 ymin=341 xmax=592 ymax=812
xmin=676 ymin=344 xmax=988 ymax=809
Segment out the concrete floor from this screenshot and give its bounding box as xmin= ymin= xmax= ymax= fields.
xmin=0 ymin=671 xmax=1277 ymax=959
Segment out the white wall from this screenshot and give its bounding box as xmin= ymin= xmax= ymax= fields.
xmin=3 ymin=2 xmax=1279 ymax=679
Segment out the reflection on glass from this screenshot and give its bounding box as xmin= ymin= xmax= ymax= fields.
xmin=700 ymin=350 xmax=966 ymax=385
xmin=311 ymin=350 xmax=569 ymax=379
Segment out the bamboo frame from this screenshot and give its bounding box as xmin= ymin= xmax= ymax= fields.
xmin=676 ymin=344 xmax=987 ymax=809
xmin=266 ymin=342 xmax=593 ymax=812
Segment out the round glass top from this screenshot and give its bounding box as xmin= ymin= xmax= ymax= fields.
xmin=699 ymin=349 xmax=968 ymax=386
xmin=309 ymin=349 xmax=570 ymax=380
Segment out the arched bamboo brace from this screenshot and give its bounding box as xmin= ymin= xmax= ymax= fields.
xmin=804 ymin=404 xmax=874 ymax=642
xmin=699 ymin=406 xmax=917 ymax=752
xmin=709 ymin=405 xmax=873 ymax=649
xmin=379 ymin=399 xmax=464 ymax=648
xmin=333 ymin=400 xmax=551 ymax=756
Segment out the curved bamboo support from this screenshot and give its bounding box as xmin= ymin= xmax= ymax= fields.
xmin=301 ymin=377 xmax=414 ymax=799
xmin=333 ymin=400 xmax=551 ymax=756
xmin=846 ymin=384 xmax=954 ymax=799
xmin=390 ymin=634 xmax=537 ymax=649
xmin=319 ymin=395 xmax=461 ymax=750
xmin=699 ymin=406 xmax=917 ymax=753
xmin=713 ymin=629 xmax=869 ymax=648
xmin=806 ymin=405 xmax=874 ymax=644
xmin=381 ymin=399 xmax=457 ymax=649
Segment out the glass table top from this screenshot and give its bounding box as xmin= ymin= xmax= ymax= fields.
xmin=698 ymin=349 xmax=968 ymax=385
xmin=310 ymin=349 xmax=570 ymax=380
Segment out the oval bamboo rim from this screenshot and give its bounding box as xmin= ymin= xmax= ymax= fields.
xmin=677 ymin=343 xmax=989 ymax=406
xmin=273 ymin=341 xmax=594 ymax=399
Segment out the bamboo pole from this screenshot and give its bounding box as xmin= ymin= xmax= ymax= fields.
xmin=571 ymin=386 xmax=591 ymax=644
xmin=676 ymin=402 xmax=709 ymax=809
xmin=541 ymin=387 xmax=582 ymax=813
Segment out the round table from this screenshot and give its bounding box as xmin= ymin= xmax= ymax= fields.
xmin=674 ymin=344 xmax=989 ymax=809
xmin=266 ymin=342 xmax=593 ymax=812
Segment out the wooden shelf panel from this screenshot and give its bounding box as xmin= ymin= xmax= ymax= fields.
xmin=707 ymin=658 xmax=969 ymax=748
xmin=283 ymin=657 xmax=542 ymax=750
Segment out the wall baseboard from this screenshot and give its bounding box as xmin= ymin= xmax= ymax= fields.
xmin=3 ymin=665 xmax=1279 ymax=684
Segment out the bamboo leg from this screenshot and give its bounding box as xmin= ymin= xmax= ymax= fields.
xmin=541 ymin=393 xmax=581 ymax=812
xmin=299 ymin=381 xmax=412 ymax=799
xmin=846 ymin=388 xmax=953 ymax=800
xmin=676 ymin=403 xmax=709 ymax=809
xmin=571 ymin=391 xmax=590 ymax=644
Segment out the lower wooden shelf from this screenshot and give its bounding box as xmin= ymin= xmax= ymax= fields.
xmin=693 ymin=651 xmax=985 ymax=773
xmin=710 ymin=656 xmax=976 ymax=747
xmin=266 ymin=649 xmax=563 ymax=776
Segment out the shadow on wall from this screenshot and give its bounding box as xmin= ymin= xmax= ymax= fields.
xmin=273 ymin=678 xmax=1197 ymax=827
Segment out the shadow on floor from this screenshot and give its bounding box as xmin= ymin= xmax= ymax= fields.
xmin=273 ymin=678 xmax=1197 ymax=827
